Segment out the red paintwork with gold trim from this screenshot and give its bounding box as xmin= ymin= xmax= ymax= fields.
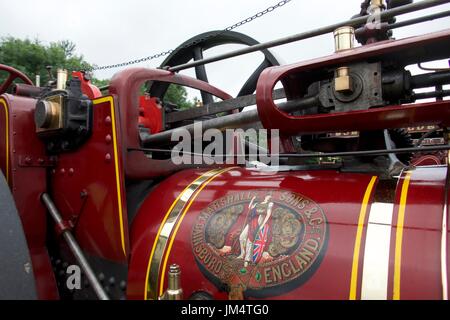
xmin=0 ymin=27 xmax=449 ymax=300
xmin=127 ymin=165 xmax=449 ymax=300
xmin=387 ymin=167 xmax=448 ymax=300
xmin=0 ymin=94 xmax=58 ymax=299
xmin=50 ymin=96 xmax=129 ymax=262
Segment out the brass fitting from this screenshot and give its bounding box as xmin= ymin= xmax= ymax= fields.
xmin=335 ymin=67 xmax=353 ymax=93
xmin=56 ymin=69 xmax=68 ymax=90
xmin=333 ymin=26 xmax=355 ymax=52
xmin=34 ymin=95 xmax=64 ymax=131
xmin=159 ymin=264 xmax=183 ymax=300
xmin=371 ymin=0 xmax=384 ymax=8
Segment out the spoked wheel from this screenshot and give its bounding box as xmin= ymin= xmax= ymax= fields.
xmin=0 ymin=64 xmax=33 ymax=95
xmin=149 ymin=30 xmax=280 ymax=107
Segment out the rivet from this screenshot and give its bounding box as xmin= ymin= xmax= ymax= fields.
xmin=60 ymin=168 xmax=65 ymax=174
xmin=25 ymin=157 xmax=32 ymax=164
xmin=105 ymin=116 xmax=112 ymax=126
xmin=105 ymin=153 xmax=112 ymax=162
xmin=69 ymin=168 xmax=74 ymax=176
xmin=38 ymin=158 xmax=45 ymax=164
xmin=105 ymin=134 xmax=112 ymax=144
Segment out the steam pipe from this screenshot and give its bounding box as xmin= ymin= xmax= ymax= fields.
xmin=13 ymin=84 xmax=44 ymax=98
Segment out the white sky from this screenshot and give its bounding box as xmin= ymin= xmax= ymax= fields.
xmin=1 ymin=0 xmax=449 ymax=98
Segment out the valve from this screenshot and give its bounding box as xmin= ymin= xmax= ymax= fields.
xmin=159 ymin=264 xmax=183 ymax=300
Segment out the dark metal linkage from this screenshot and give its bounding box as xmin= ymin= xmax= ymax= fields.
xmin=41 ymin=193 xmax=109 ymax=300
xmin=275 ymin=145 xmax=450 ymax=158
xmin=166 ymin=88 xmax=285 ymax=124
xmin=143 ymin=95 xmax=319 ymax=145
xmin=132 ymin=145 xmax=450 ymax=159
xmin=168 ymin=0 xmax=450 ymax=72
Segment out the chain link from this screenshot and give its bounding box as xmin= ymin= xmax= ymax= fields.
xmin=90 ymin=0 xmax=292 ymax=71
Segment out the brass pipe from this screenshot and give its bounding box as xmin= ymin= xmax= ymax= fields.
xmin=56 ymin=69 xmax=68 ymax=90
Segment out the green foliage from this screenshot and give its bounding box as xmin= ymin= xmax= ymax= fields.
xmin=164 ymin=84 xmax=194 ymax=110
xmin=0 ymin=37 xmax=100 ymax=85
xmin=0 ymin=36 xmax=195 ymax=108
xmin=90 ymin=78 xmax=110 ymax=88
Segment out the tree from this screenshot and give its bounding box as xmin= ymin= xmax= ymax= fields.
xmin=164 ymin=84 xmax=193 ymax=110
xmin=0 ymin=37 xmax=97 ymax=86
xmin=0 ymin=36 xmax=195 ymax=108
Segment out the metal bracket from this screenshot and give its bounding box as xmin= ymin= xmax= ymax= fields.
xmin=18 ymin=155 xmax=57 ymax=168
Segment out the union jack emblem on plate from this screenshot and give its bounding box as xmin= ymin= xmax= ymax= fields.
xmin=253 ymin=225 xmax=269 ymax=263
xmin=191 ymin=189 xmax=327 ymax=298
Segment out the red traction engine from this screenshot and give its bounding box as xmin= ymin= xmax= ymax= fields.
xmin=0 ymin=0 xmax=449 ymax=300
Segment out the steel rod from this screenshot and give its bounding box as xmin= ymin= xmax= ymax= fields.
xmin=143 ymin=95 xmax=319 ymax=146
xmin=168 ymin=0 xmax=450 ymax=72
xmin=133 ymin=145 xmax=450 ymax=159
xmin=388 ymin=9 xmax=450 ymax=29
xmin=412 ymin=70 xmax=450 ymax=88
xmin=414 ymin=89 xmax=450 ymax=100
xmin=274 ymin=145 xmax=450 ymax=158
xmin=41 ymin=193 xmax=109 ymax=300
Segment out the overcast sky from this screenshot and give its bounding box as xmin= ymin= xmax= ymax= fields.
xmin=1 ymin=0 xmax=449 ymax=98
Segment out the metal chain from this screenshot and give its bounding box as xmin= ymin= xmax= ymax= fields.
xmin=90 ymin=0 xmax=292 ymax=71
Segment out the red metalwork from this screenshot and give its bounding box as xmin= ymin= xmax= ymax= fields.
xmin=386 ymin=167 xmax=448 ymax=299
xmin=0 ymin=94 xmax=58 ymax=299
xmin=0 ymin=8 xmax=449 ymax=301
xmin=0 ymin=64 xmax=33 ymax=94
xmin=256 ymin=30 xmax=450 ymax=135
xmin=71 ymin=71 xmax=102 ymax=99
xmin=108 ymin=68 xmax=232 ymax=179
xmin=50 ymin=96 xmax=129 ymax=262
xmin=138 ymin=96 xmax=163 ymax=134
xmin=127 ymin=166 xmax=449 ymax=300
